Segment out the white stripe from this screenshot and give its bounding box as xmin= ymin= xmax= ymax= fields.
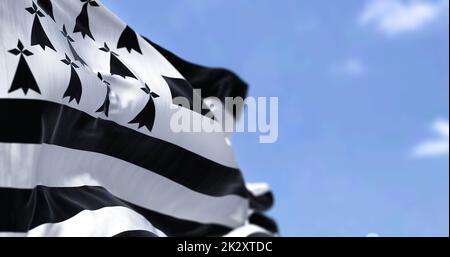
xmin=0 ymin=206 xmax=166 ymax=237
xmin=224 ymin=224 xmax=272 ymax=237
xmin=246 ymin=183 xmax=271 ymax=197
xmin=0 ymin=143 xmax=248 ymax=228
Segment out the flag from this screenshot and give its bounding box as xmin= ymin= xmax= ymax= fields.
xmin=0 ymin=0 xmax=276 ymax=237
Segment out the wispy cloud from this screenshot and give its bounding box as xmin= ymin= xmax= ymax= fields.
xmin=359 ymin=0 xmax=449 ymax=36
xmin=412 ymin=119 xmax=449 ymax=158
xmin=331 ymin=58 xmax=366 ymax=78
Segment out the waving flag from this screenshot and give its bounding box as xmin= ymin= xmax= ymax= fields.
xmin=0 ymin=0 xmax=276 ymax=237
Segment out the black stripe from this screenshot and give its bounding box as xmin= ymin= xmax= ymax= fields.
xmin=249 ymin=212 xmax=279 ymax=234
xmin=0 ymin=98 xmax=246 ymax=198
xmin=247 ymin=232 xmax=273 ymax=237
xmin=0 ymin=186 xmax=231 ymax=237
xmin=143 ymin=38 xmax=248 ymax=119
xmin=249 ymin=191 xmax=274 ymax=212
xmin=113 ymin=230 xmax=158 ymax=237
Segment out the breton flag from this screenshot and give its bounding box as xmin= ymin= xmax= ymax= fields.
xmin=0 ymin=0 xmax=277 ymax=237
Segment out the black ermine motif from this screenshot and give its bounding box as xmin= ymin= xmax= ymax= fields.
xmin=117 ymin=25 xmax=142 ymax=54
xmin=99 ymin=42 xmax=137 ymax=79
xmin=7 ymin=40 xmax=41 ymax=95
xmin=26 ymin=1 xmax=55 ymax=51
xmin=37 ymin=0 xmax=55 ymax=21
xmin=73 ymin=0 xmax=99 ymax=40
xmin=61 ymin=54 xmax=82 ymax=104
xmin=61 ymin=25 xmax=88 ymax=66
xmin=162 ymin=75 xmax=213 ymax=118
xmin=96 ymin=72 xmax=112 ymax=117
xmin=129 ymin=83 xmax=159 ymax=132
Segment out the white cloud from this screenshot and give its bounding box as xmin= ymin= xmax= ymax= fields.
xmin=412 ymin=119 xmax=449 ymax=158
xmin=331 ymin=58 xmax=366 ymax=78
xmin=366 ymin=232 xmax=380 ymax=237
xmin=359 ymin=0 xmax=449 ymax=36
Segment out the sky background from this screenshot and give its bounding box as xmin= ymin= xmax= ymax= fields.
xmin=103 ymin=0 xmax=449 ymax=236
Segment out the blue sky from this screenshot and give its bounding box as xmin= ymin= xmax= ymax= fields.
xmin=103 ymin=0 xmax=449 ymax=236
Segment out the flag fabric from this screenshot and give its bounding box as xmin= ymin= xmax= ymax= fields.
xmin=0 ymin=0 xmax=276 ymax=237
